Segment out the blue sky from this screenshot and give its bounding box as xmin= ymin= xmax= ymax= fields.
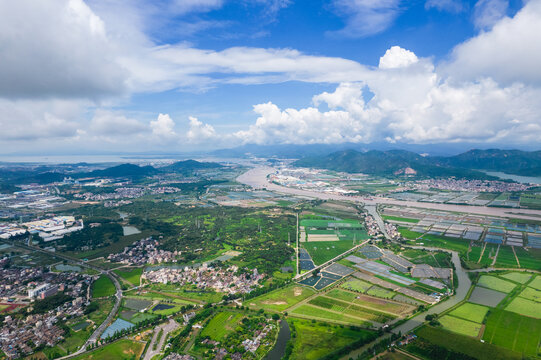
xmin=0 ymin=0 xmax=539 ymax=154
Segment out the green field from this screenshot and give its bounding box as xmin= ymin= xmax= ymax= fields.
xmin=483 ymin=309 xmax=541 ymax=357
xmin=302 ymin=240 xmax=356 ymax=265
xmin=308 ymin=295 xmax=395 ymax=323
xmin=113 ymin=267 xmax=143 ymax=286
xmin=71 ymin=339 xmax=145 ymax=360
xmin=500 ymin=272 xmax=532 ymax=284
xmin=479 ymin=244 xmax=499 ymax=266
xmin=528 ymin=275 xmax=541 ymax=290
xmin=477 ymin=275 xmax=517 ymax=293
xmin=147 ymin=283 xmax=222 ymax=303
xmin=341 ymin=278 xmax=373 ymax=293
xmin=518 ymin=286 xmax=541 ymax=302
xmin=449 ymin=302 xmax=489 ymax=323
xmin=366 ymin=286 xmax=396 ymax=299
xmin=505 ymin=296 xmax=541 ymax=318
xmin=200 ymin=311 xmax=244 ymax=341
xmin=397 ymin=227 xmax=424 ymax=240
xmin=413 ymin=326 xmax=522 ymax=360
xmin=248 ymin=285 xmax=315 ymax=311
xmin=290 ymin=304 xmax=371 ymax=326
xmin=494 ymin=246 xmax=518 ymax=268
xmin=382 ymin=215 xmax=420 ymax=223
xmin=514 ymin=248 xmax=541 ymax=271
xmin=91 ymin=275 xmax=116 ymax=298
xmin=439 ymin=315 xmax=482 ymax=337
xmin=418 ymin=234 xmax=470 ymax=255
xmin=288 ymin=318 xmax=376 ymax=360
xmin=327 ymin=288 xmax=413 ymax=315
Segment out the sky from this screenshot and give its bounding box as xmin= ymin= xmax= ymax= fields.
xmin=1 ymin=0 xmax=540 ymax=155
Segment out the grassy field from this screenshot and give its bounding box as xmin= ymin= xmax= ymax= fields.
xmin=478 ymin=244 xmax=498 ymax=266
xmin=288 ymin=318 xmax=376 ymax=360
xmin=494 ymin=246 xmax=518 ymax=268
xmin=439 ymin=315 xmax=482 ymax=337
xmin=483 ymin=309 xmax=541 ymax=358
xmin=500 ymin=272 xmax=532 ymax=284
xmin=382 ymin=215 xmax=420 ymax=223
xmin=449 ymin=302 xmax=489 ymax=323
xmin=505 ymin=296 xmax=541 ymax=318
xmin=514 ymin=248 xmax=541 ymax=271
xmin=397 ymin=227 xmax=424 ymax=240
xmin=528 ymin=275 xmax=541 ymax=290
xmin=477 ymin=275 xmax=517 ymax=293
xmin=518 ymin=286 xmax=541 ymax=302
xmin=418 ymin=234 xmax=470 ymax=256
xmin=200 ymin=311 xmax=244 ymax=341
xmin=326 ymin=288 xmax=413 ymax=315
xmin=147 ymin=283 xmax=223 ymax=303
xmin=308 ymin=295 xmax=395 ymax=323
xmin=247 ymin=285 xmax=315 ymax=312
xmin=413 ymin=326 xmax=522 ymax=360
xmin=340 ymin=278 xmax=373 ymax=293
xmin=71 ymin=340 xmax=144 ymax=360
xmin=290 ymin=304 xmax=371 ymax=326
xmin=91 ymin=275 xmax=116 ymax=298
xmin=113 ymin=267 xmax=143 ymax=286
xmin=366 ymin=286 xmax=396 ymax=299
xmin=302 ymin=240 xmax=355 ymax=265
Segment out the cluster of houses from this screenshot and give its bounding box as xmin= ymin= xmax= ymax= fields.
xmin=107 ymin=237 xmax=179 ymax=265
xmin=363 ymin=215 xmax=382 ymax=238
xmin=385 ymin=222 xmax=400 ymax=240
xmin=74 ymin=187 xmax=145 ymax=201
xmin=241 ymin=323 xmax=275 ymax=354
xmin=143 ymin=264 xmax=264 ymax=294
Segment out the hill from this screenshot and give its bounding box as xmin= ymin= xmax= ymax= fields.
xmin=84 ymin=163 xmax=158 ymax=178
xmin=293 ymin=150 xmax=496 ymax=179
xmin=160 ymin=159 xmax=223 ymax=173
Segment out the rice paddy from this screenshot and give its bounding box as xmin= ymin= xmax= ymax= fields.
xmin=200 ymin=311 xmax=244 ymax=341
xmin=477 ymin=275 xmax=517 ymax=293
xmin=505 ymin=297 xmax=541 ymax=319
xmin=449 ymin=303 xmax=489 ymax=323
xmin=439 ymin=315 xmax=482 ymax=337
xmin=248 ymin=285 xmax=315 ymax=312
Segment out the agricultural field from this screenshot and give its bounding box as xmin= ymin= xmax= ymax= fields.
xmin=505 ymin=297 xmax=541 ymax=318
xmin=302 ymin=240 xmax=356 ymax=265
xmin=477 ymin=275 xmax=517 ymax=293
xmin=366 ymin=286 xmax=396 ymax=299
xmin=449 ymin=303 xmax=489 ymax=324
xmin=326 ymin=288 xmax=414 ymax=316
xmin=340 ymin=278 xmax=373 ymax=293
xmin=70 ymin=339 xmax=145 ymax=360
xmin=500 ymin=272 xmax=532 ymax=284
xmin=200 ymin=311 xmax=244 ymax=341
xmin=494 ymin=246 xmax=519 ymax=268
xmin=247 ymin=285 xmax=315 ymax=312
xmin=483 ymin=309 xmax=541 ymax=358
xmin=517 ymin=286 xmax=541 ymax=302
xmin=113 ymin=267 xmax=143 ymax=286
xmin=514 ymin=247 xmax=541 ymax=271
xmin=290 ymin=304 xmax=371 ymax=326
xmin=528 ymin=275 xmax=541 ymax=290
xmin=91 ymin=275 xmax=116 ymax=298
xmin=381 ymin=215 xmax=419 ymax=223
xmin=438 ymin=315 xmax=482 ymax=337
xmin=417 ymin=234 xmax=470 ymax=256
xmin=147 ymin=283 xmax=222 ymax=303
xmin=287 ymin=318 xmax=377 ymax=360
xmin=478 ymin=244 xmax=499 ymax=266
xmin=469 ymin=286 xmax=507 ymax=307
xmin=410 ymin=326 xmax=522 ymax=360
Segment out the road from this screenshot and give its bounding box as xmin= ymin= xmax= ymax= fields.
xmin=237 ymin=167 xmax=541 ymax=221
xmin=3 ymin=240 xmax=123 ymax=359
xmin=143 ymin=319 xmax=179 ymax=360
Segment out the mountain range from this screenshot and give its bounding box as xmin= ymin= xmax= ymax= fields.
xmin=293 ymin=149 xmax=541 ymax=178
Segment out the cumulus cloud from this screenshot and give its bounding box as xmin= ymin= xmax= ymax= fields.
xmin=89 ymin=110 xmax=148 ymax=136
xmin=443 ymin=0 xmax=541 ymax=85
xmin=186 ymin=116 xmax=218 ymax=144
xmin=379 ymin=46 xmax=419 ymax=69
xmin=329 ymin=0 xmax=402 ymax=38
xmin=151 ymin=113 xmax=177 ymax=138
xmin=0 ymin=0 xmax=126 ymax=99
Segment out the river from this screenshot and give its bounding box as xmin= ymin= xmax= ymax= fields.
xmin=265 ymin=320 xmax=291 ymax=360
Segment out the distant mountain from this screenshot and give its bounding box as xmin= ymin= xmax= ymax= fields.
xmin=294 ymin=149 xmax=497 ymax=179
xmin=83 ymin=163 xmax=158 ymax=178
xmin=436 ymin=149 xmax=541 ymax=176
xmin=160 ymin=159 xmax=223 ymax=173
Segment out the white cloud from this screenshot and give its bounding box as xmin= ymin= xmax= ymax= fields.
xmin=186 ymin=116 xmax=218 ymax=143
xmin=425 ymin=0 xmax=464 ymax=13
xmin=89 ymin=110 xmax=148 ymax=136
xmin=443 ymin=0 xmax=541 ymax=85
xmin=379 ymin=46 xmax=419 ymax=69
xmin=0 ymin=0 xmax=126 ymax=99
xmin=169 ymin=0 xmax=224 ymax=14
xmin=329 ymin=0 xmax=402 ymax=38
xmin=473 ymin=0 xmax=509 ymax=30
xmin=151 ymin=113 xmax=177 ymax=138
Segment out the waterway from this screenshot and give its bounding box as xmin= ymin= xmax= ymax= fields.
xmin=265 ymin=320 xmax=291 ymax=360
xmin=483 ymin=171 xmax=541 ymax=185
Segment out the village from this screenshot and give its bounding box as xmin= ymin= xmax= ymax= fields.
xmin=107 ymin=237 xmax=179 ymax=265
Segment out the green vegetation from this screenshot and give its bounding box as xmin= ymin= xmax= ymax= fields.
xmin=528 ymin=274 xmax=541 ymax=290
xmin=248 ymin=285 xmax=315 ymax=312
xmin=477 ymin=275 xmax=517 ymax=293
xmin=439 ymin=315 xmax=482 ymax=337
xmin=397 ymin=227 xmax=424 ymax=240
xmin=291 ymin=304 xmax=371 ymax=326
xmin=517 ymin=286 xmax=541 ymax=302
xmin=505 ymin=296 xmax=541 ymax=318
xmin=366 ymin=286 xmax=396 ymax=299
xmin=483 ymin=308 xmax=541 ymax=358
xmin=71 ymin=339 xmax=145 ymax=360
xmin=412 ymin=326 xmax=522 ymax=360
xmin=302 ymin=240 xmax=356 ymax=265
xmin=514 ymin=248 xmax=541 ymax=271
xmin=493 ymin=246 xmax=518 ymax=268
xmin=382 ymin=215 xmax=420 ymax=223
xmin=286 ymin=318 xmax=376 ymax=360
xmin=91 ymin=275 xmax=116 ymax=298
xmin=113 ymin=267 xmax=143 ymax=286
xmin=449 ymin=303 xmax=489 ymax=323
xmin=340 ymin=278 xmax=373 ymax=292
xmin=200 ymin=311 xmax=244 ymax=341
xmin=500 ymin=272 xmax=532 ymax=284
